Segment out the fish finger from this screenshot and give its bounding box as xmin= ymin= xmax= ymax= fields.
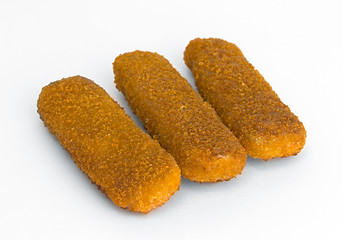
xmin=113 ymin=51 xmax=246 ymax=183
xmin=37 ymin=75 xmax=181 ymax=213
xmin=184 ymin=38 xmax=306 ymax=160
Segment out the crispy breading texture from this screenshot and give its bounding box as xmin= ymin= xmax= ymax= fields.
xmin=113 ymin=51 xmax=246 ymax=183
xmin=184 ymin=38 xmax=306 ymax=160
xmin=37 ymin=76 xmax=181 ymax=213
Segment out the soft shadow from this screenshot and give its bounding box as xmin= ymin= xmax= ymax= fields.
xmin=180 ymin=174 xmax=243 ymax=193
xmin=109 ymin=86 xmax=147 ymax=133
xmin=246 ymin=155 xmax=301 ymax=169
xmin=181 ymin=65 xmax=199 ymax=93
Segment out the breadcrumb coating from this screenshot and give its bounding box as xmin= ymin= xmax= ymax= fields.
xmin=184 ymin=38 xmax=306 ymax=160
xmin=113 ymin=51 xmax=246 ymax=183
xmin=37 ymin=76 xmax=181 ymax=213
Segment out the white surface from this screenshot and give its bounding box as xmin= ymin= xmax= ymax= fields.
xmin=1 ymin=0 xmax=342 ymax=239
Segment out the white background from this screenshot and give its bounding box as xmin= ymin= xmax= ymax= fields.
xmin=1 ymin=0 xmax=342 ymax=239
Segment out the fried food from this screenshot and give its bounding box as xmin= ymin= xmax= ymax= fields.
xmin=113 ymin=51 xmax=246 ymax=183
xmin=184 ymin=38 xmax=306 ymax=160
xmin=37 ymin=76 xmax=181 ymax=213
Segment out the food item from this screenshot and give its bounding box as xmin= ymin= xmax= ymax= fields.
xmin=113 ymin=51 xmax=246 ymax=183
xmin=184 ymin=38 xmax=306 ymax=160
xmin=37 ymin=76 xmax=181 ymax=213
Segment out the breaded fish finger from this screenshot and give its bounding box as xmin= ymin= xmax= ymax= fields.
xmin=184 ymin=38 xmax=306 ymax=160
xmin=37 ymin=76 xmax=181 ymax=213
xmin=113 ymin=51 xmax=246 ymax=183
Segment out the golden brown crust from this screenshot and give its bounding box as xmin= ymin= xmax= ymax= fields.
xmin=184 ymin=38 xmax=306 ymax=160
xmin=37 ymin=76 xmax=181 ymax=213
xmin=113 ymin=51 xmax=246 ymax=183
